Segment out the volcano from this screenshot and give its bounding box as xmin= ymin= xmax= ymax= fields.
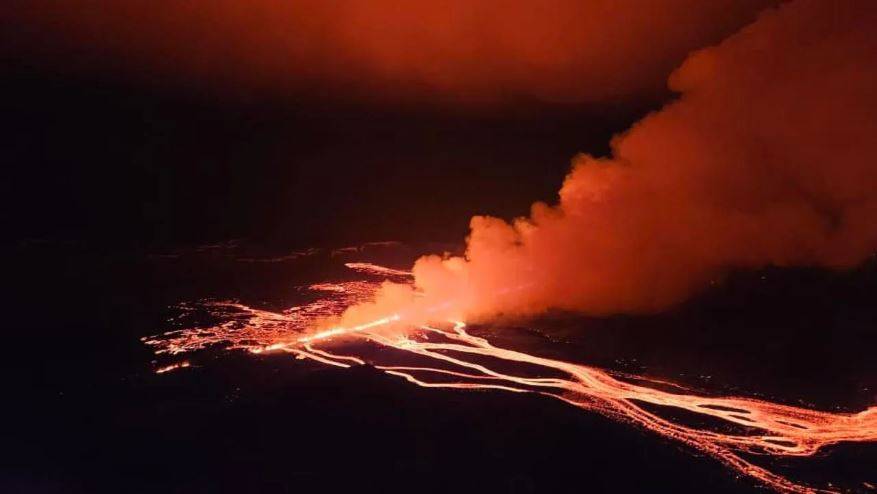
xmin=5 ymin=1 xmax=877 ymax=492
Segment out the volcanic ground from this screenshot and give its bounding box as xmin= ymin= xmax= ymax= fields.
xmin=6 ymin=240 xmax=876 ymax=493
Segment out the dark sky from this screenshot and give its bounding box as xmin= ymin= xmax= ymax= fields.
xmin=0 ymin=66 xmax=645 ymax=246
xmin=0 ymin=1 xmax=773 ymax=248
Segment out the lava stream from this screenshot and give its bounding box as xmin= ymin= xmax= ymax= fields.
xmin=144 ymin=269 xmax=876 ymax=494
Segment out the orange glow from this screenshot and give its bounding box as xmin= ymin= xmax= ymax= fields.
xmin=344 ymin=263 xmax=412 ymax=278
xmin=2 ymin=1 xmax=772 ymax=104
xmin=145 ymin=263 xmax=876 ymax=493
xmin=371 ymin=0 xmax=877 ymax=319
xmin=155 ymin=361 xmax=190 ymax=374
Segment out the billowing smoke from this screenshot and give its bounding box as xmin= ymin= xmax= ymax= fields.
xmin=2 ymin=0 xmax=771 ymax=103
xmin=338 ymin=0 xmax=877 ymax=325
xmin=8 ymin=1 xmax=876 ymax=323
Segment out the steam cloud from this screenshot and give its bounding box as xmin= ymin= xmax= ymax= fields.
xmin=7 ymin=1 xmax=876 ymax=321
xmin=348 ymin=0 xmax=877 ymax=324
xmin=3 ymin=0 xmax=771 ymax=103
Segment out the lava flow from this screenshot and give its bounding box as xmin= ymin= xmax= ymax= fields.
xmin=143 ymin=262 xmax=877 ymax=494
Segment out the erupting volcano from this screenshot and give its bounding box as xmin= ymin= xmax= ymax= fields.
xmin=8 ymin=0 xmax=876 ymax=491
xmin=136 ymin=3 xmax=877 ymax=491
xmin=144 ymin=262 xmax=877 ymax=494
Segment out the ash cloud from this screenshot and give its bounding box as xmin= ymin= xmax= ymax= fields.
xmin=2 ymin=0 xmax=771 ymax=104
xmin=400 ymin=0 xmax=877 ymax=320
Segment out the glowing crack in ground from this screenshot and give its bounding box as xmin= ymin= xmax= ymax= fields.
xmin=143 ymin=262 xmax=877 ymax=493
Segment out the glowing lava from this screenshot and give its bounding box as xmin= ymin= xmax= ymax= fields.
xmin=144 ymin=263 xmax=876 ymax=494
xmin=155 ymin=361 xmax=190 ymax=374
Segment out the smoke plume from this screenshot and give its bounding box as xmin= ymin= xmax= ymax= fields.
xmin=343 ymin=0 xmax=877 ymax=325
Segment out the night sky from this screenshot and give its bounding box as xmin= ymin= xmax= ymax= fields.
xmin=1 ymin=64 xmax=646 ymax=246
xmin=1 ymin=1 xmax=774 ymax=248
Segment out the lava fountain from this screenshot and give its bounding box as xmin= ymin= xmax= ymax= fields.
xmin=143 ymin=262 xmax=877 ymax=493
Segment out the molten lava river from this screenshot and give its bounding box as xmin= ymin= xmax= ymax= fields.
xmin=143 ymin=262 xmax=876 ymax=493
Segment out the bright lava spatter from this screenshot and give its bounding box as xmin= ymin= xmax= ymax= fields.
xmin=143 ymin=263 xmax=876 ymax=493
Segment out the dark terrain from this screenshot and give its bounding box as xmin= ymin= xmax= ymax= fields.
xmin=5 ymin=240 xmax=876 ymax=493
xmin=3 ymin=55 xmax=875 ymax=493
